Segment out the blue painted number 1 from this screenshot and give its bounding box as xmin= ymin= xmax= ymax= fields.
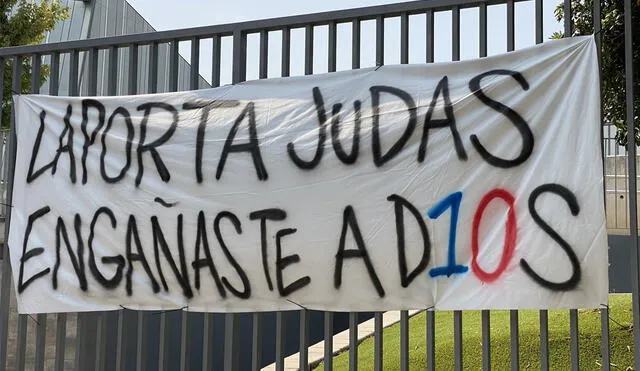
xmin=428 ymin=191 xmax=469 ymax=278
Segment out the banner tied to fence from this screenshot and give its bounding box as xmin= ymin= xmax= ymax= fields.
xmin=9 ymin=35 xmax=607 ymax=314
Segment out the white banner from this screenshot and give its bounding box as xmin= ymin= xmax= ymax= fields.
xmin=9 ymin=36 xmax=607 ymax=314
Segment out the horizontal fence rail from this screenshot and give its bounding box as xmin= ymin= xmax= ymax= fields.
xmin=0 ymin=0 xmax=636 ymax=369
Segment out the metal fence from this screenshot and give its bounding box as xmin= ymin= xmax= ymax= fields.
xmin=0 ymin=0 xmax=636 ymax=370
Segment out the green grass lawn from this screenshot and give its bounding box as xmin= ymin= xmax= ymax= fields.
xmin=314 ymin=295 xmax=634 ymax=370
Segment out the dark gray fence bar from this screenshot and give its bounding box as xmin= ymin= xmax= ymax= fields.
xmin=570 ymin=309 xmax=579 ymax=370
xmin=540 ymin=309 xmax=549 ymax=370
xmin=352 ymin=20 xmax=360 ymax=69
xmin=374 ymin=312 xmax=383 ymax=371
xmin=108 ymin=46 xmax=118 ymax=94
xmin=507 ymin=0 xmax=514 ymax=51
xmin=190 ymin=37 xmax=200 ymax=88
xmin=259 ymin=31 xmax=268 ymax=79
xmin=400 ymin=13 xmax=409 ymax=64
xmin=426 ymin=311 xmax=435 ymax=371
xmin=128 ymin=44 xmax=139 ymax=94
xmin=281 ymin=27 xmax=290 ymax=77
xmin=305 ymin=25 xmax=314 ymax=75
xmin=563 ymin=0 xmax=571 ymax=35
xmin=426 ymin=10 xmax=434 ymax=63
xmin=324 ymin=312 xmax=334 ymax=371
xmin=224 ymin=313 xmax=240 ymax=371
xmin=624 ymin=0 xmax=639 ymax=368
xmin=510 ymin=310 xmax=519 ymax=370
xmin=252 ymin=313 xmax=262 ymax=371
xmin=349 ymin=312 xmax=358 ymax=371
xmin=275 ymin=312 xmax=285 ymax=371
xmin=482 ymin=310 xmax=490 ymax=371
xmin=211 ymin=37 xmax=221 ymax=87
xmin=452 ymin=6 xmax=460 ymax=61
xmin=376 ymin=16 xmax=384 ymax=66
xmin=479 ymin=3 xmax=487 ymax=57
xmin=454 ymin=310 xmax=462 ymax=370
xmin=300 ymin=310 xmax=309 ymax=371
xmin=328 ymin=21 xmax=337 ymax=72
xmin=535 ymin=0 xmax=543 ymax=44
xmin=400 ymin=310 xmax=409 ymax=371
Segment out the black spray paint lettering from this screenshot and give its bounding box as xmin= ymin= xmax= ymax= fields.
xmin=419 ymin=76 xmax=467 ymax=162
xmin=249 ymin=208 xmax=286 ymax=292
xmin=151 ymin=215 xmax=194 ymax=298
xmin=469 ymin=69 xmax=534 ymax=168
xmin=135 ymin=102 xmax=178 ymax=186
xmin=88 ymin=207 xmax=125 ymax=288
xmin=275 ymin=228 xmax=311 ymax=296
xmin=334 ymin=205 xmax=385 ymax=297
xmin=370 ymin=86 xmax=417 ymax=167
xmin=214 ymin=211 xmax=252 ymax=299
xmin=521 ymin=183 xmax=581 ymax=291
xmin=18 ymin=206 xmax=51 ymax=293
xmin=388 ymin=194 xmax=432 ymax=288
xmin=216 ymin=102 xmax=268 ymax=181
xmin=101 ymin=107 xmax=134 ymax=183
xmin=192 ymin=210 xmax=227 ymax=297
xmin=182 ymin=100 xmax=241 ymax=183
xmin=53 ymin=215 xmax=87 ymax=291
xmin=126 ymin=215 xmax=161 ymax=296
xmin=80 ymin=99 xmax=106 ymax=184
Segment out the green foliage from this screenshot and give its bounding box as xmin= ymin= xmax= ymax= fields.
xmin=552 ymin=0 xmax=640 ymax=146
xmin=1 ymin=0 xmax=69 ymax=126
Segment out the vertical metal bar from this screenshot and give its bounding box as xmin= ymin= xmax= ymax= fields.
xmin=569 ymin=309 xmax=579 ymax=370
xmin=400 ymin=13 xmax=409 ymax=64
xmin=454 ymin=311 xmax=462 ymax=371
xmin=95 ymin=314 xmax=107 ymax=371
xmin=374 ymin=313 xmax=383 ymax=371
xmin=50 ymin=52 xmax=60 ymax=96
xmin=375 ymin=16 xmax=384 ymax=66
xmin=202 ymin=312 xmax=213 ymax=371
xmin=29 ymin=52 xmax=48 ymax=371
xmin=305 ymin=25 xmax=314 ymax=75
xmin=324 ymin=312 xmax=333 ymax=371
xmin=158 ymin=312 xmax=167 ymax=371
xmin=452 ymin=6 xmax=460 ymax=61
xmin=69 ymin=50 xmax=79 ymax=96
xmin=259 ymin=31 xmax=268 ymax=79
xmin=426 ymin=10 xmax=434 ymax=63
xmin=600 ymin=308 xmax=610 ymax=371
xmin=507 ymin=0 xmax=515 ymax=51
xmin=625 ymin=0 xmax=638 ymax=365
xmin=328 ymin=22 xmax=337 ymax=72
xmin=400 ymin=311 xmax=409 ymax=371
xmin=275 ymin=312 xmax=285 ymax=371
xmin=54 ymin=314 xmax=67 ymax=371
xmin=299 ymin=310 xmax=309 ymax=371
xmin=87 ymin=48 xmax=98 ymax=95
xmin=564 ymin=0 xmax=572 ymax=36
xmin=426 ymin=311 xmax=435 ymax=371
xmin=224 ymin=313 xmax=240 ymax=371
xmin=251 ymin=313 xmax=262 ymax=371
xmin=510 ymin=311 xmax=519 ymax=371
xmin=351 ymin=20 xmax=360 ymax=69
xmin=539 ymin=310 xmax=549 ymax=370
xmin=481 ymin=310 xmax=490 ymax=371
xmin=479 ymin=4 xmax=487 ymax=57
xmin=169 ymin=40 xmax=179 ymax=91
xmin=16 ymin=315 xmax=27 ymax=371
xmin=211 ymin=36 xmax=221 ymax=87
xmin=349 ymin=312 xmax=358 ymax=371
xmin=232 ymin=30 xmax=247 ymax=84
xmin=148 ymin=42 xmax=158 ymax=93
xmin=115 ymin=311 xmax=125 ymax=371
xmin=281 ymin=27 xmax=290 ymax=77
xmin=190 ymin=37 xmax=200 ymax=89
xmin=180 ymin=311 xmax=190 ymax=371
xmin=109 ymin=46 xmax=118 ymax=95
xmin=535 ymin=0 xmax=543 ymax=44
xmin=34 ymin=314 xmax=47 ymax=371
xmin=136 ymin=312 xmax=147 ymax=371
xmin=128 ymin=45 xmax=139 ymax=95
xmin=0 ymin=55 xmax=17 ymax=371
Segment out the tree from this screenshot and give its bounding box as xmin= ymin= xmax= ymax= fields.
xmin=1 ymin=0 xmax=69 ymax=126
xmin=553 ymin=0 xmax=640 ymax=146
